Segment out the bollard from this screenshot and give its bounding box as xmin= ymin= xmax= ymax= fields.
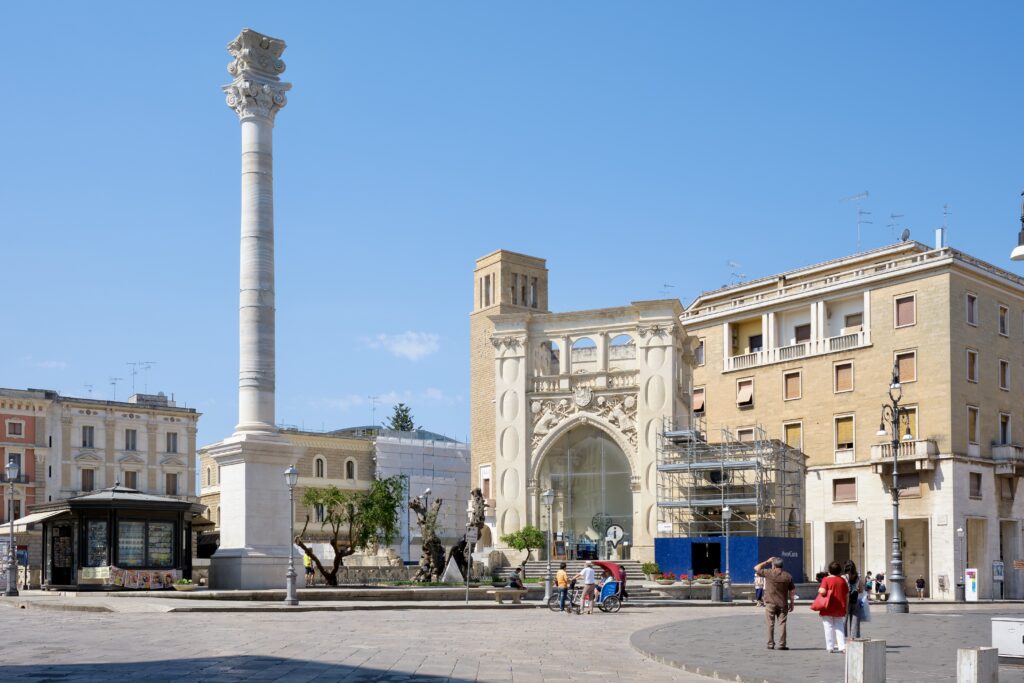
xmin=710 ymin=579 xmax=723 ymax=602
xmin=845 ymin=639 xmax=886 ymax=683
xmin=957 ymin=647 xmax=998 ymax=683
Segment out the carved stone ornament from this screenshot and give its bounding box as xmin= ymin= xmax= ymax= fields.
xmin=490 ymin=335 xmax=524 ymax=350
xmin=573 ymin=385 xmax=593 ymax=408
xmin=530 ymin=392 xmax=637 ymax=449
xmin=637 ymin=323 xmax=675 ymax=339
xmin=223 ymin=29 xmax=291 ymax=121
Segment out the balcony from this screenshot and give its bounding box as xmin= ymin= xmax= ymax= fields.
xmin=870 ymin=438 xmax=939 ymax=472
xmin=531 ymin=369 xmax=639 ymax=394
xmin=724 ymin=329 xmax=872 ymax=372
xmin=993 ymin=445 xmax=1024 ymax=477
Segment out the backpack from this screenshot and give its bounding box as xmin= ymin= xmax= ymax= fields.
xmin=876 ymin=582 xmax=886 ymax=594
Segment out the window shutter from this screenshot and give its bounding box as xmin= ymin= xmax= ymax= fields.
xmin=833 ymin=478 xmax=856 ymax=501
xmin=896 ymin=297 xmax=915 ymax=326
xmin=692 ymin=389 xmax=705 ymax=412
xmin=836 ymin=417 xmax=854 ymax=448
xmin=784 ymin=423 xmax=802 ymax=448
xmin=835 ymin=364 xmax=853 ymax=392
xmin=784 ymin=373 xmax=800 ymax=399
xmin=736 ymin=381 xmax=753 ymax=405
xmin=897 ymin=352 xmax=916 ymax=382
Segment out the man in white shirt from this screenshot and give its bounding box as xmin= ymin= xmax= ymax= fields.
xmin=574 ymin=561 xmax=597 ymax=614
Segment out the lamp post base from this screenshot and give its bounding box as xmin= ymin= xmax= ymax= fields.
xmin=886 ymin=598 xmax=909 ymax=614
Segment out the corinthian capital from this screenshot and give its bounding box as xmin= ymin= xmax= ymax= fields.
xmin=223 ymin=28 xmax=291 ymax=122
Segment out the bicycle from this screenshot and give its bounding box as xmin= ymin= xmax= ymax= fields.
xmin=548 ymin=582 xmax=583 ymax=613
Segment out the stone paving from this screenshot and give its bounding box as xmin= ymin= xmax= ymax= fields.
xmin=0 ymin=603 xmax=713 ymax=682
xmin=631 ymin=603 xmax=1024 ymax=683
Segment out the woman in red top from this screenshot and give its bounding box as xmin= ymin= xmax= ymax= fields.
xmin=818 ymin=560 xmax=849 ymax=653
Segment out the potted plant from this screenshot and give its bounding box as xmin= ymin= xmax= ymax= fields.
xmin=655 ymin=572 xmax=677 ymax=586
xmin=173 ymin=578 xmax=197 ymax=592
xmin=641 ymin=562 xmax=660 ymax=581
xmin=693 ymin=573 xmax=714 ymax=585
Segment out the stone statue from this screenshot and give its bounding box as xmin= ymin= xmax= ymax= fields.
xmin=409 ymin=495 xmax=446 ymax=582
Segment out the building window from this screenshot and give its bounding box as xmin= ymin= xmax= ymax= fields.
xmin=966 ymin=293 xmax=978 ymax=326
xmin=82 ymin=425 xmax=95 ymax=448
xmin=736 ymin=379 xmax=754 ymax=408
xmin=794 ymin=324 xmax=811 ymax=344
xmin=695 ymin=339 xmax=705 ymax=366
xmin=165 ymin=472 xmax=179 ymax=496
xmin=480 ymin=465 xmax=492 ymax=499
xmin=530 ymin=277 xmax=538 ymax=308
xmin=967 ymin=349 xmax=979 ymax=383
xmin=1000 ymin=413 xmax=1012 ymax=446
xmin=844 ymin=313 xmax=863 ymax=331
xmin=1001 ymin=477 xmax=1016 ymax=501
xmin=125 ymin=429 xmax=137 ymax=451
xmin=81 ymin=468 xmax=95 ymax=492
xmin=692 ymin=387 xmax=705 ymax=415
xmin=968 ymin=406 xmax=979 ymax=445
xmin=900 ymin=407 xmax=918 ymax=440
xmin=206 ymin=467 xmax=211 ymax=486
xmin=315 ymin=504 xmax=325 ymax=523
xmin=124 ymin=470 xmax=138 ymax=490
xmin=897 ymin=473 xmax=921 ymax=497
xmin=833 ymin=478 xmax=857 ymax=502
xmin=345 ymin=460 xmax=356 ymax=480
xmin=315 ymin=457 xmax=325 ymax=478
xmin=969 ymin=472 xmax=982 ymax=499
xmin=6 ymin=421 xmax=23 ymax=437
xmin=896 ymin=350 xmax=917 ymax=383
xmin=783 ymin=422 xmax=802 ymax=450
xmin=748 ymin=334 xmax=763 ymax=353
xmin=895 ymin=295 xmax=916 ymax=328
xmin=834 ymin=362 xmax=854 ymax=393
xmin=166 ymin=432 xmax=178 ymax=454
xmin=737 ymin=428 xmax=755 ymax=442
xmin=835 ymin=416 xmax=855 ymax=452
xmin=783 ymin=371 xmax=801 ymax=401
xmin=999 ymin=305 xmax=1009 ymax=336
xmin=1000 ymin=359 xmax=1010 ymax=390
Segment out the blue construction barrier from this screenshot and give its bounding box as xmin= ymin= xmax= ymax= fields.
xmin=654 ymin=536 xmax=804 ymax=583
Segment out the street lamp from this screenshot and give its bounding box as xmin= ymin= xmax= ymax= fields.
xmin=876 ymin=360 xmax=910 ymax=613
xmin=283 ymin=465 xmax=299 ymax=606
xmin=722 ymin=505 xmax=732 ymax=602
xmin=854 ymin=517 xmax=864 ymax=573
xmin=5 ymin=458 xmax=19 ymax=597
xmin=956 ymin=526 xmax=966 ymax=602
xmin=541 ymin=488 xmax=555 ymax=603
xmin=1011 ymin=191 xmax=1024 ymax=261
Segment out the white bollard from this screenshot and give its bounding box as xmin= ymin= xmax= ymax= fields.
xmin=957 ymin=647 xmax=998 ymax=683
xmin=846 ymin=639 xmax=886 ymax=683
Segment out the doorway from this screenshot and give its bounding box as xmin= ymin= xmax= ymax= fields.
xmin=693 ymin=542 xmax=722 ymax=575
xmin=50 ymin=524 xmax=75 ymax=585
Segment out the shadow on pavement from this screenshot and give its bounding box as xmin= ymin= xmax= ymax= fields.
xmin=0 ymin=655 xmax=472 ymax=681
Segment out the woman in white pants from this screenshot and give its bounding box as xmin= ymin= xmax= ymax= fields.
xmin=818 ymin=560 xmax=849 ymax=653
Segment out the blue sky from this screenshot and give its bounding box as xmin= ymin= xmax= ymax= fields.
xmin=3 ymin=2 xmax=1022 ymax=447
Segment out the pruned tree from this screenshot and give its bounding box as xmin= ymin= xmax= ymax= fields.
xmin=294 ymin=475 xmax=405 ymax=586
xmin=409 ymin=495 xmax=446 ymax=582
xmin=499 ymin=525 xmax=546 ymax=579
xmin=385 ymin=402 xmax=416 ymax=432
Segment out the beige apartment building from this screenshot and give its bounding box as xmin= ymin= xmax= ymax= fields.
xmin=683 ymin=238 xmax=1024 ymax=598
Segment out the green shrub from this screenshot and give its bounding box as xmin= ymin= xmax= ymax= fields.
xmin=641 ymin=562 xmax=660 ymax=576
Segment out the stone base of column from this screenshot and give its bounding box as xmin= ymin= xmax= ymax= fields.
xmin=204 ymin=431 xmax=300 ymax=590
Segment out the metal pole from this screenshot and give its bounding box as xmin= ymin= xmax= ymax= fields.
xmin=6 ymin=475 xmax=17 ymax=597
xmin=887 ymin=400 xmax=908 ymax=613
xmin=285 ymin=484 xmax=298 ymax=605
xmin=725 ymin=514 xmax=730 ymax=598
xmin=544 ymin=504 xmax=553 ymax=603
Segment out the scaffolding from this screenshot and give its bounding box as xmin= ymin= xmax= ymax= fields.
xmin=657 ymin=417 xmax=804 ymax=538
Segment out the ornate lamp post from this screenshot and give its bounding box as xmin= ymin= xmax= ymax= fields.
xmin=875 ymin=360 xmax=912 ymax=613
xmin=854 ymin=517 xmax=864 ymax=573
xmin=956 ymin=526 xmax=966 ymax=602
xmin=283 ymin=465 xmax=299 ymax=606
xmin=1011 ymin=191 xmax=1024 ymax=261
xmin=5 ymin=458 xmax=19 ymax=597
xmin=722 ymin=505 xmax=732 ymax=602
xmin=541 ymin=488 xmax=555 ymax=603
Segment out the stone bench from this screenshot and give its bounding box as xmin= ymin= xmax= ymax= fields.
xmin=487 ymin=589 xmax=527 ymax=604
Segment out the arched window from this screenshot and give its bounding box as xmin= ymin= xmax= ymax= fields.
xmin=216 ymin=506 xmax=221 ymax=525
xmin=315 ymin=503 xmax=325 ymax=523
xmin=345 ymin=459 xmax=356 ymax=480
xmin=206 ymin=467 xmax=211 ymax=486
xmin=314 ymin=457 xmax=325 ymax=478
xmin=609 ymin=333 xmax=636 ymax=360
xmin=571 ymin=337 xmax=597 ymax=364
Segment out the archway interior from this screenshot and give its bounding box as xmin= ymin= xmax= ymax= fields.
xmin=539 ymin=425 xmax=632 ymax=560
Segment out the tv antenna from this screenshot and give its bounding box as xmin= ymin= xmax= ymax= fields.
xmin=109 ymin=377 xmax=123 ymax=402
xmin=126 ymin=361 xmax=156 ymax=395
xmin=83 ymin=384 xmax=93 ymax=397
xmin=887 ymin=213 xmax=905 ymax=240
xmin=660 ymin=283 xmax=676 ymax=297
xmin=943 ymin=203 xmax=952 ymax=229
xmin=840 ymin=191 xmax=870 ymax=248
xmin=726 ymin=261 xmax=746 ymax=283
xmin=368 ymin=395 xmax=380 ymax=427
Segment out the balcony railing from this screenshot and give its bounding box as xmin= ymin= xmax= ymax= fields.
xmin=531 ymin=370 xmax=639 ymax=394
xmin=724 ymin=329 xmax=871 ymax=372
xmin=993 ymin=444 xmax=1024 ymax=462
xmin=869 ymin=439 xmax=938 ymax=470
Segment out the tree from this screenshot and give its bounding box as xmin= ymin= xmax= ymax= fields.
xmin=385 ymin=402 xmax=416 ymax=432
xmin=409 ymin=495 xmax=446 ymax=582
xmin=499 ymin=525 xmax=546 ymax=578
xmin=294 ymin=475 xmax=405 ymax=586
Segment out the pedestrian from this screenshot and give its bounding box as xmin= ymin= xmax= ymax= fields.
xmin=916 ymin=575 xmax=926 ymax=599
xmin=573 ymin=560 xmax=597 ymax=614
xmin=874 ymin=573 xmax=886 ymax=601
xmin=303 ymin=551 xmax=315 ymax=586
xmin=508 ymin=567 xmax=524 ymax=590
xmin=754 ymin=573 xmax=765 ymax=607
xmin=556 ymin=562 xmax=570 ymax=613
xmin=816 ymin=561 xmax=849 ymax=653
xmin=754 ymin=556 xmax=796 ymax=650
xmin=842 ymin=559 xmax=863 ymax=639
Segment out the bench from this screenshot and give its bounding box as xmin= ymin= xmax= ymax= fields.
xmin=487 ymin=589 xmax=527 ymax=604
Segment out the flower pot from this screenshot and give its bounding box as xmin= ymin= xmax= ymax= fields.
xmin=655 ymin=579 xmax=676 ymax=586
xmin=173 ymin=584 xmax=197 ymax=591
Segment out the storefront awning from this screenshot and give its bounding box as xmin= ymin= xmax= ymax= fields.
xmin=0 ymin=509 xmax=69 ymax=534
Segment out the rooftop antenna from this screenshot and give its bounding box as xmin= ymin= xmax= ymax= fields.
xmin=109 ymin=376 xmax=123 ymax=402
xmin=840 ymin=191 xmax=870 ymax=248
xmin=900 ymin=228 xmax=911 ymax=242
xmin=369 ymin=395 xmax=380 ymax=427
xmin=943 ymin=203 xmax=952 ymax=229
xmin=726 ymin=260 xmax=746 ymax=284
xmin=660 ymin=283 xmax=676 ymax=297
xmin=126 ymin=361 xmax=156 ymax=395
xmin=83 ymin=384 xmax=93 ymax=397
xmin=888 ymin=213 xmax=905 ymax=240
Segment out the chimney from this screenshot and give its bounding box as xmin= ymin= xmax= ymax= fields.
xmin=935 ymin=227 xmax=946 ymax=250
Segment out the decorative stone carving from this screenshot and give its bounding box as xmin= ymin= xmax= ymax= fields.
xmin=223 ymin=29 xmax=291 ymax=121
xmin=573 ymin=385 xmax=593 ymax=408
xmin=490 ymin=335 xmax=524 ymax=350
xmin=530 ymin=392 xmax=638 ymax=449
xmin=637 ymin=323 xmax=675 ymax=339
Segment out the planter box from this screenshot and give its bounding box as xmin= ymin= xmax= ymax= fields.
xmin=173 ymin=584 xmax=197 ymax=592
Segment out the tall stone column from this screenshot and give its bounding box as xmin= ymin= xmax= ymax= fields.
xmin=207 ymin=29 xmax=298 ymax=590
xmin=223 ymin=28 xmax=290 ymax=434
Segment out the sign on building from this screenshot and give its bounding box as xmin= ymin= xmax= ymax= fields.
xmin=965 ymin=567 xmax=979 ymax=602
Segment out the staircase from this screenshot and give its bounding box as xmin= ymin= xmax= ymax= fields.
xmin=494 ymin=560 xmax=656 ymax=592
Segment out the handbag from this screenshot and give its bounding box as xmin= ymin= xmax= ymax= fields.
xmin=810 ymin=588 xmax=831 ymax=612
xmin=858 ymin=594 xmax=872 ymax=622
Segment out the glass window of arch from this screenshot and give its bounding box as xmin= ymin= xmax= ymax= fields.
xmin=345 ymin=460 xmax=355 ymax=479
xmin=315 ymin=458 xmax=325 ymax=478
